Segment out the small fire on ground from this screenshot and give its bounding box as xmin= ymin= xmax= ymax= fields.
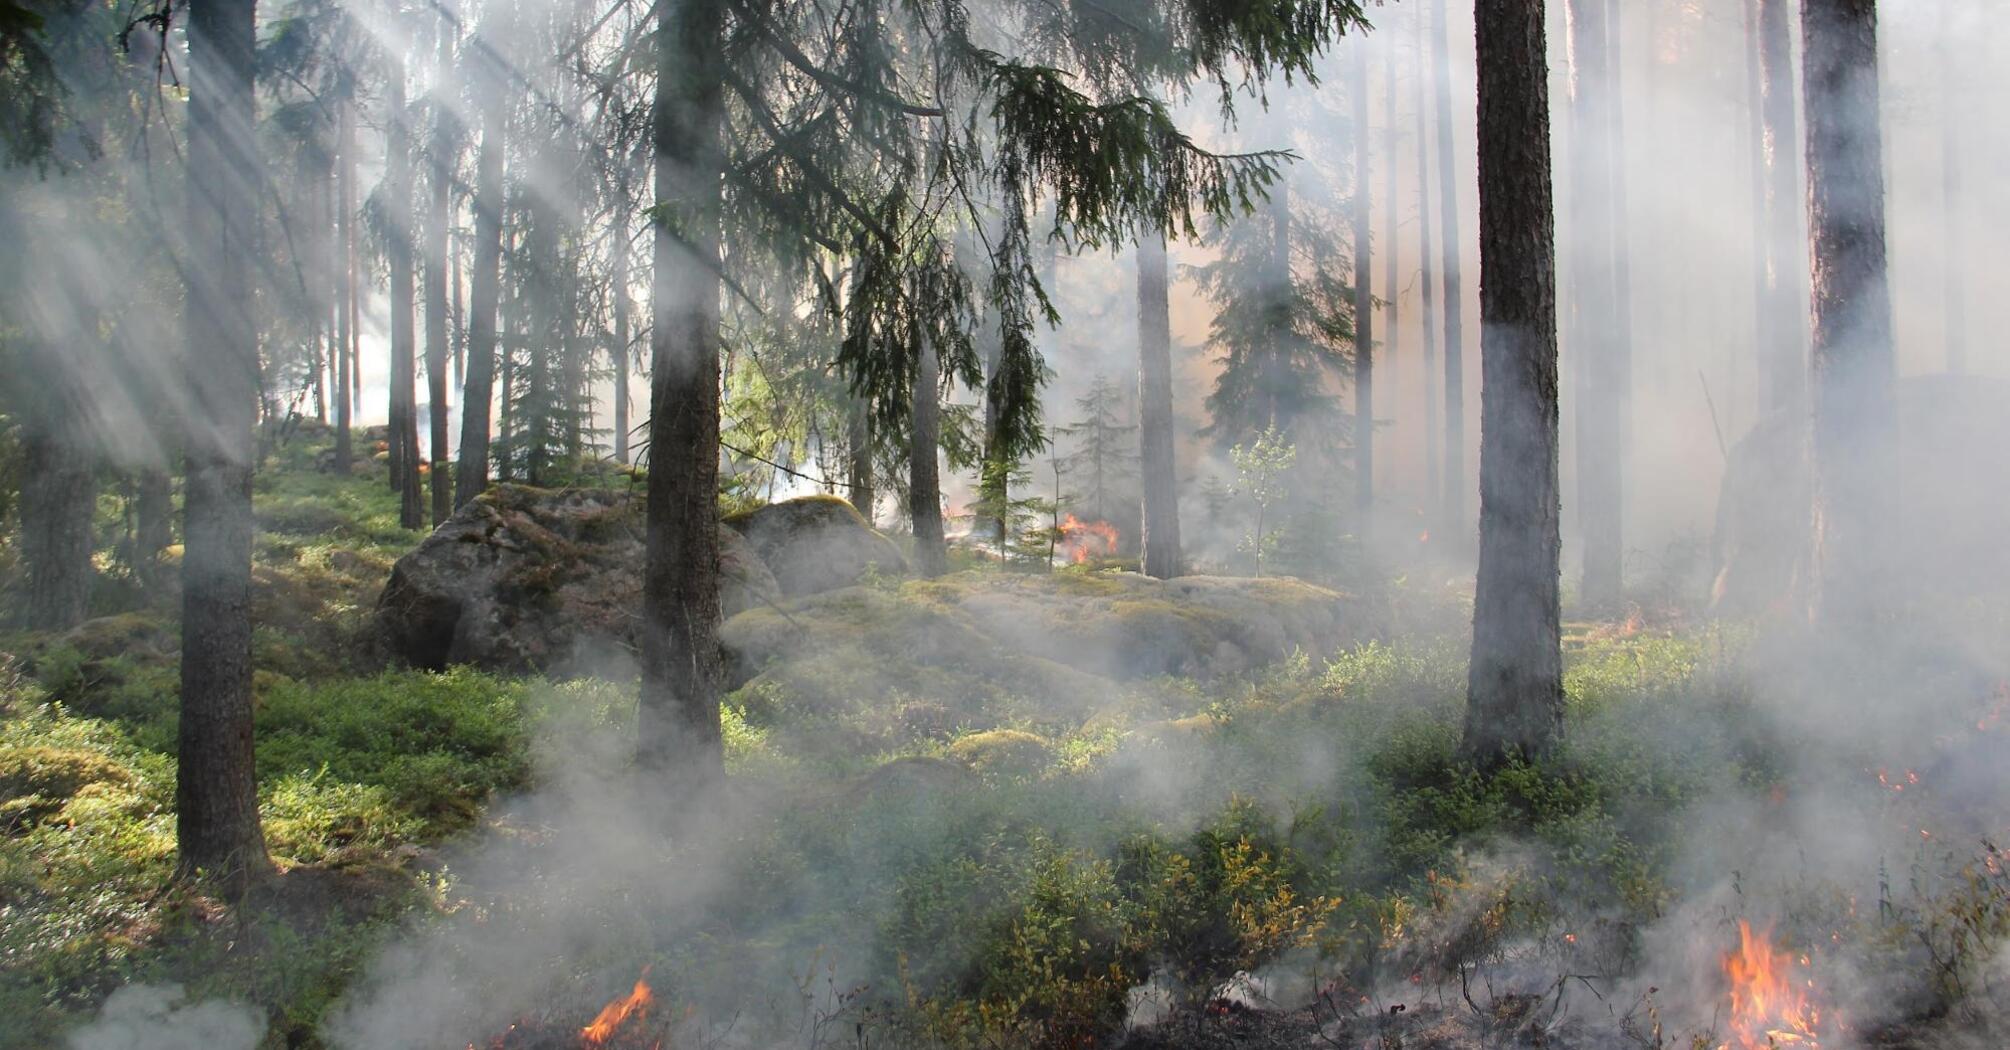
xmin=468 ymin=969 xmax=667 ymax=1050
xmin=1719 ymin=921 xmax=1837 ymax=1049
xmin=1057 ymin=514 xmax=1118 ymax=564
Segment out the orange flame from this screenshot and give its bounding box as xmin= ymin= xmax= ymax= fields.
xmin=1719 ymin=922 xmax=1827 ymax=1049
xmin=1057 ymin=514 xmax=1119 ymax=565
xmin=581 ymin=970 xmax=653 ymax=1046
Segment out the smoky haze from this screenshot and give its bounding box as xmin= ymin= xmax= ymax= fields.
xmin=6 ymin=0 xmax=2010 ymax=1047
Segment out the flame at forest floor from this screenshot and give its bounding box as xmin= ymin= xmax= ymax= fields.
xmin=1718 ymin=921 xmax=1839 ymax=1050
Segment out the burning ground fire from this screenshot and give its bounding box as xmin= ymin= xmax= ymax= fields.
xmin=467 ymin=970 xmax=666 ymax=1050
xmin=1718 ymin=921 xmax=1838 ymax=1050
xmin=1056 ymin=514 xmax=1119 ymax=564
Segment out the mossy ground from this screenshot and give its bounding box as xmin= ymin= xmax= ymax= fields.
xmin=1 ymin=430 xmax=2005 ymax=1049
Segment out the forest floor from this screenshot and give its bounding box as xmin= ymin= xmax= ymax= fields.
xmin=3 ymin=429 xmax=2008 ymax=1050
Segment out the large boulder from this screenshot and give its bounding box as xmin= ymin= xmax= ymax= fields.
xmin=718 ymin=570 xmax=1356 ymax=728
xmin=1712 ymin=374 xmax=2010 ymax=616
xmin=375 ymin=486 xmax=779 ymax=673
xmin=724 ymin=495 xmax=908 ymax=596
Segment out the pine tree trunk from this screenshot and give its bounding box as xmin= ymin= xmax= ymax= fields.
xmin=637 ymin=0 xmax=726 ymax=788
xmin=1802 ymin=0 xmax=1896 ymax=630
xmin=178 ymin=0 xmax=270 ymax=887
xmin=1434 ymin=0 xmax=1469 ymax=544
xmin=334 ymin=92 xmax=355 ymax=476
xmin=387 ymin=61 xmax=424 ymax=528
xmin=456 ymin=59 xmax=503 ymax=509
xmin=425 ymin=22 xmax=454 ymax=528
xmin=19 ymin=393 xmax=95 ymax=631
xmin=1939 ymin=3 xmax=1965 ymax=374
xmin=1415 ymin=5 xmax=1443 ymax=512
xmin=1462 ymin=0 xmax=1563 ymax=765
xmin=910 ymin=327 xmax=948 ymax=577
xmin=1568 ymin=0 xmax=1623 ymax=610
xmin=1382 ymin=33 xmax=1400 ymax=493
xmin=1136 ymin=230 xmax=1182 ymax=579
xmin=452 ymin=227 xmax=465 ymax=390
xmin=1351 ymin=48 xmax=1374 ymax=515
xmin=847 ymin=403 xmax=874 ymax=520
xmin=611 ymin=182 xmax=631 ymax=465
xmin=1758 ymin=0 xmax=1805 ymax=411
xmin=980 ymin=322 xmax=1008 ymax=552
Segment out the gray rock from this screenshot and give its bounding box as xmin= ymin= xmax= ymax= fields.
xmin=374 ymin=485 xmax=779 ymax=673
xmin=723 ymin=495 xmax=909 ymax=596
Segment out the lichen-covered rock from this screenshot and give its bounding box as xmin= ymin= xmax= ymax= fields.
xmin=1712 ymin=375 xmax=2010 ymax=616
xmin=374 ymin=485 xmax=779 ymax=673
xmin=718 ymin=570 xmax=1355 ymax=736
xmin=723 ymin=495 xmax=908 ymax=596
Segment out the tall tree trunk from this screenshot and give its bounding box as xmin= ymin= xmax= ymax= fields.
xmin=910 ymin=325 xmax=948 ymax=577
xmin=455 ymin=57 xmax=503 ymax=509
xmin=1352 ymin=46 xmax=1374 ymax=516
xmin=425 ymin=21 xmax=454 ymax=528
xmin=1266 ymin=180 xmax=1291 ymax=435
xmin=387 ymin=60 xmax=424 ymax=528
xmin=1382 ymin=32 xmax=1399 ymax=495
xmin=19 ymin=382 xmax=95 ymax=631
xmin=452 ymin=228 xmax=465 ymax=390
xmin=980 ymin=322 xmax=1009 ymax=552
xmin=1415 ymin=5 xmax=1443 ymax=512
xmin=1802 ymin=0 xmax=1896 ymax=630
xmin=1744 ymin=0 xmax=1771 ymax=402
xmin=178 ymin=0 xmax=270 ymax=887
xmin=1434 ymin=0 xmax=1469 ymax=543
xmin=847 ymin=402 xmax=874 ymax=519
xmin=1136 ymin=229 xmax=1182 ymax=579
xmin=611 ymin=179 xmax=632 ymax=465
xmin=1938 ymin=2 xmax=1965 ymax=374
xmin=637 ymin=0 xmax=726 ymax=787
xmin=1462 ymin=0 xmax=1563 ymax=764
xmin=334 ymin=90 xmax=355 ymax=476
xmin=1758 ymin=0 xmax=1805 ymax=410
xmin=1568 ymin=0 xmax=1623 ymax=609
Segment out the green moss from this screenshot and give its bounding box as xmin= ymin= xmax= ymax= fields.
xmin=947 ymin=729 xmax=1054 ymax=779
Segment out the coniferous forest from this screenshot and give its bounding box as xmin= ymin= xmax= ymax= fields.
xmin=3 ymin=0 xmax=2009 ymax=1047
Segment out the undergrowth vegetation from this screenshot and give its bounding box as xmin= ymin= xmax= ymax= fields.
xmin=2 ymin=436 xmax=2006 ymax=1049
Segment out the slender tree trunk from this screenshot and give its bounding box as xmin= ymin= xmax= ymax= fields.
xmin=1415 ymin=5 xmax=1443 ymax=513
xmin=387 ymin=61 xmax=424 ymax=528
xmin=1267 ymin=180 xmax=1292 ymax=435
xmin=19 ymin=389 xmax=95 ymax=630
xmin=611 ymin=180 xmax=632 ymax=465
xmin=910 ymin=325 xmax=948 ymax=577
xmin=1382 ymin=32 xmax=1400 ymax=493
xmin=178 ymin=0 xmax=270 ymax=887
xmin=1939 ymin=2 xmax=1965 ymax=374
xmin=1434 ymin=0 xmax=1469 ymax=543
xmin=980 ymin=322 xmax=1009 ymax=552
xmin=1744 ymin=0 xmax=1772 ymax=404
xmin=1352 ymin=46 xmax=1375 ymax=515
xmin=452 ymin=227 xmax=465 ymax=390
xmin=1759 ymin=0 xmax=1805 ymax=411
xmin=637 ymin=0 xmax=727 ymax=788
xmin=425 ymin=22 xmax=455 ymax=527
xmin=334 ymin=91 xmax=355 ymax=476
xmin=1803 ymin=0 xmax=1896 ymax=630
xmin=1136 ymin=230 xmax=1182 ymax=579
xmin=1462 ymin=0 xmax=1563 ymax=764
xmin=1568 ymin=0 xmax=1623 ymax=609
xmin=847 ymin=403 xmax=874 ymax=519
xmin=456 ymin=59 xmax=503 ymax=509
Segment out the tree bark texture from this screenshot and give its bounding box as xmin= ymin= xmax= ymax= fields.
xmin=387 ymin=61 xmax=424 ymax=528
xmin=425 ymin=23 xmax=454 ymax=528
xmin=637 ymin=0 xmax=727 ymax=789
xmin=1463 ymin=0 xmax=1564 ymax=764
xmin=19 ymin=394 xmax=95 ymax=630
xmin=178 ymin=0 xmax=270 ymax=886
xmin=1802 ymin=0 xmax=1896 ymax=630
xmin=456 ymin=57 xmax=504 ymax=510
xmin=334 ymin=90 xmax=355 ymax=476
xmin=1136 ymin=229 xmax=1182 ymax=579
xmin=910 ymin=326 xmax=948 ymax=577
